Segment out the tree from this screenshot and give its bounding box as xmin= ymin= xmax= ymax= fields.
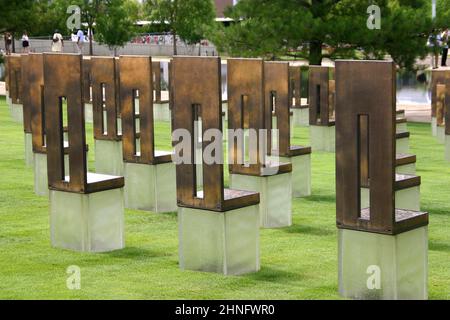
xmin=31 ymin=0 xmax=71 ymax=37
xmin=146 ymin=0 xmax=216 ymax=56
xmin=213 ymin=0 xmax=432 ymax=68
xmin=0 ymin=0 xmax=38 ymax=52
xmin=77 ymin=0 xmax=104 ymax=56
xmin=96 ymin=0 xmax=140 ymax=56
xmin=435 ymin=0 xmax=450 ymax=28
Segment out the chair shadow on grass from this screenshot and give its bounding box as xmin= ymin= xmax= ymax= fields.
xmin=283 ymin=224 xmax=335 ymax=237
xmin=246 ymin=266 xmax=304 ymax=284
xmin=302 ymin=193 xmax=336 ymax=204
xmin=161 ymin=211 xmax=178 ymax=219
xmin=421 ymin=206 xmax=450 ymax=216
xmin=103 ymin=246 xmax=173 ymax=260
xmin=429 ymin=241 xmax=450 ymax=253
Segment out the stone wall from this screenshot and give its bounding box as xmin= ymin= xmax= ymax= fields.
xmin=0 ymin=39 xmax=218 ymax=57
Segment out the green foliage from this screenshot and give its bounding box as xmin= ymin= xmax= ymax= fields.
xmin=0 ymin=0 xmax=37 ymax=35
xmin=214 ymin=0 xmax=432 ymax=68
xmin=96 ymin=0 xmax=140 ymax=52
xmin=435 ymin=0 xmax=450 ymax=28
xmin=146 ymin=0 xmax=216 ymax=45
xmin=32 ymin=0 xmax=72 ymax=37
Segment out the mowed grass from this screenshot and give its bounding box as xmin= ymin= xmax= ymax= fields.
xmin=0 ymin=95 xmax=449 ymax=300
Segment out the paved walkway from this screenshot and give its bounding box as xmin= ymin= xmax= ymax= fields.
xmin=397 ymin=103 xmax=431 ymax=123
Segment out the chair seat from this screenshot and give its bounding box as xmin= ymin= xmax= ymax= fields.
xmin=192 ymin=189 xmax=260 ymax=212
xmin=394 ymin=173 xmax=420 ymax=191
xmin=260 ymin=162 xmax=292 ymax=176
xmin=59 ymin=172 xmax=124 ymax=194
xmin=396 ymin=131 xmax=410 ymax=139
xmin=359 ymin=207 xmax=428 ymax=235
xmin=291 ymin=104 xmax=309 ymax=110
xmin=396 ymin=153 xmax=416 ymax=166
xmin=133 ymin=150 xmax=173 ymax=164
xmin=289 ymin=145 xmax=312 ymax=157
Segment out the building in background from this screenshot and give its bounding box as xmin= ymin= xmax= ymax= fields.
xmin=137 ymin=0 xmax=238 ymax=19
xmin=215 ymin=0 xmax=238 ymax=18
xmin=136 ymin=0 xmax=238 ymax=27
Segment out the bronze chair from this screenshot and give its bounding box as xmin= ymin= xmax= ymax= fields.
xmin=91 ymin=56 xmax=121 ymax=142
xmin=265 ymin=61 xmax=311 ymax=158
xmin=119 ymin=55 xmax=172 ymax=165
xmin=7 ymin=54 xmax=22 ymax=105
xmin=309 ymin=66 xmax=335 ymax=126
xmin=44 ymin=53 xmax=123 ymax=194
xmin=335 ymin=60 xmax=428 ymax=235
xmin=227 ymin=58 xmax=292 ymax=177
xmin=172 ymin=56 xmax=260 ymax=212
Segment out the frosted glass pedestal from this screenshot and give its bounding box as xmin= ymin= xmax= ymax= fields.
xmin=280 ymin=154 xmax=311 ymax=198
xmin=446 ymin=135 xmax=450 ymax=162
xmin=95 ymin=139 xmax=123 ymax=176
xmin=292 ymin=108 xmax=309 ymax=127
xmin=396 ymin=162 xmax=416 ymax=175
xmin=396 ymin=122 xmax=407 ymax=133
xmin=338 ymin=227 xmax=428 ymax=300
xmin=436 ymin=126 xmax=445 ymax=144
xmin=178 ymin=205 xmax=260 ymax=275
xmin=361 ymin=186 xmax=420 ymax=211
xmin=396 ymin=137 xmax=410 ymax=154
xmin=230 ymin=173 xmax=292 ymax=228
xmin=50 ymin=186 xmax=125 ymax=253
xmin=6 ymin=93 xmax=11 ymax=107
xmin=290 ymin=114 xmax=295 ymax=140
xmin=24 ymin=133 xmax=33 ymax=167
xmin=431 ymin=117 xmax=437 ymax=136
xmin=124 ymin=161 xmax=177 ymax=213
xmin=11 ymin=103 xmax=23 ymax=123
xmin=310 ymin=125 xmax=335 ymax=152
xmin=154 ymin=102 xmax=171 ymax=122
xmin=33 ymin=152 xmax=70 ymax=197
xmin=85 ymin=103 xmax=93 ymax=124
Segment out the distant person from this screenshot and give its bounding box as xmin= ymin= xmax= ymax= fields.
xmin=21 ymin=31 xmax=30 ymax=53
xmin=51 ymin=30 xmax=64 ymax=52
xmin=417 ymin=72 xmax=427 ymax=84
xmin=71 ymin=30 xmax=78 ymax=42
xmin=5 ymin=32 xmax=12 ymax=55
xmin=442 ymin=28 xmax=449 ymax=67
xmin=76 ymin=29 xmax=84 ymax=54
xmin=428 ymin=29 xmax=441 ymax=69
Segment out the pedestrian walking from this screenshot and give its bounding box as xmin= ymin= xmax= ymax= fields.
xmin=51 ymin=30 xmax=64 ymax=53
xmin=5 ymin=32 xmax=12 ymax=55
xmin=76 ymin=29 xmax=84 ymax=54
xmin=22 ymin=31 xmax=30 ymax=53
xmin=428 ymin=29 xmax=441 ymax=69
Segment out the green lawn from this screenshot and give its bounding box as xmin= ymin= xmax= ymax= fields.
xmin=0 ymin=95 xmax=449 ymax=300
